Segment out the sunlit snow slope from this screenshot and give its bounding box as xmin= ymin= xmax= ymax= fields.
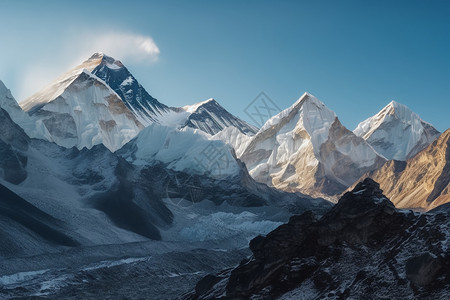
xmin=20 ymin=57 xmax=144 ymax=152
xmin=354 ymin=101 xmax=439 ymax=160
xmin=240 ymin=93 xmax=386 ymax=199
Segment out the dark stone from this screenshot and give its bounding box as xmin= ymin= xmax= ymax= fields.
xmin=188 ymin=178 xmax=450 ymax=299
xmin=406 ymin=253 xmax=442 ymax=286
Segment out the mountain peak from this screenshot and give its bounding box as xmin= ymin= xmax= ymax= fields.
xmin=387 ymin=100 xmax=402 ymax=107
xmin=354 ymin=100 xmax=440 ymax=160
xmin=87 ymin=52 xmax=124 ymax=70
xmin=293 ymin=92 xmax=320 ymax=107
xmin=182 ymin=98 xmax=258 ymax=135
xmin=241 ymin=92 xmax=384 ymax=199
xmin=382 ymin=100 xmax=412 ymax=117
xmin=89 ymin=52 xmax=105 ymax=59
xmin=182 ymin=98 xmax=216 ymax=113
xmin=260 ymin=92 xmax=336 ymax=135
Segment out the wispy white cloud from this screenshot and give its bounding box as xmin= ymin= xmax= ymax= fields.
xmin=16 ymin=31 xmax=160 ymax=101
xmin=82 ymin=32 xmax=160 ymax=63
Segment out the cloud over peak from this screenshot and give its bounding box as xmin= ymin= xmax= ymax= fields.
xmin=14 ymin=30 xmax=160 ymax=101
xmin=91 ymin=32 xmax=160 ymax=63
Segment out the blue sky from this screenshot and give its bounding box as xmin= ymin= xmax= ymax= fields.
xmin=1 ymin=0 xmax=449 ymax=131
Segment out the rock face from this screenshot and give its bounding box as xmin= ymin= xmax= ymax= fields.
xmin=181 ymin=99 xmax=258 ymax=136
xmin=186 ymin=178 xmax=450 ymax=299
xmin=354 ymin=101 xmax=440 ymax=160
xmin=0 ymin=108 xmax=29 ymax=184
xmin=240 ymin=93 xmax=385 ymax=199
xmin=87 ymin=53 xmax=257 ymax=137
xmin=351 ymin=129 xmax=450 ymax=211
xmin=89 ymin=53 xmax=170 ymax=125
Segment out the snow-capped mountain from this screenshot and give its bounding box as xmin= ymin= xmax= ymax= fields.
xmin=20 ymin=58 xmax=144 ymax=151
xmin=89 ymin=53 xmax=170 ymax=125
xmin=351 ymin=129 xmax=450 ymax=211
xmin=18 ymin=53 xmax=256 ymax=151
xmin=180 ymin=98 xmax=258 ymax=135
xmin=354 ymin=101 xmax=440 ymax=160
xmin=240 ymin=92 xmax=386 ymax=198
xmin=88 ymin=53 xmax=257 ymax=136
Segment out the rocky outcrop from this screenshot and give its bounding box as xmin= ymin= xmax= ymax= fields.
xmin=351 ymin=129 xmax=450 ymax=211
xmin=185 ymin=178 xmax=450 ymax=299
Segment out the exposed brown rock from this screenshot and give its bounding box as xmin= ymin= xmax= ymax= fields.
xmin=350 ymin=129 xmax=450 ymax=211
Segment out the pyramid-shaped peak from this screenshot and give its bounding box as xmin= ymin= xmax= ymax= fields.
xmin=290 ymin=92 xmax=331 ymax=115
xmin=182 ymin=98 xmax=218 ymax=113
xmin=388 ymin=100 xmax=403 ymax=107
xmin=290 ymin=92 xmax=335 ymax=118
xmin=354 ymin=99 xmax=439 ymax=160
xmin=89 ymin=52 xmax=106 ymax=59
xmin=295 ymin=92 xmax=319 ymax=104
xmin=259 ymin=91 xmax=337 ymax=142
xmin=382 ymin=100 xmax=413 ymax=116
xmin=86 ymin=52 xmax=124 ymax=69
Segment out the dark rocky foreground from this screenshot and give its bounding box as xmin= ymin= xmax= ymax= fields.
xmin=184 ymin=179 xmax=450 ymax=299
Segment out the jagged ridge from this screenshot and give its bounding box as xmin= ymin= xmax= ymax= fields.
xmin=186 ymin=178 xmax=450 ymax=299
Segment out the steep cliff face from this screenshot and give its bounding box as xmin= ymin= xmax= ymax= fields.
xmin=181 ymin=99 xmax=258 ymax=136
xmin=89 ymin=52 xmax=170 ymax=125
xmin=0 ymin=108 xmax=29 ymax=184
xmin=351 ymin=129 xmax=450 ymax=211
xmin=186 ymin=179 xmax=450 ymax=299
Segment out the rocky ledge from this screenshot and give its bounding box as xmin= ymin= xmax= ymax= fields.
xmin=184 ymin=178 xmax=450 ymax=299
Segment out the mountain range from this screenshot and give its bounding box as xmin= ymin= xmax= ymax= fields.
xmin=0 ymin=53 xmax=448 ymax=298
xmin=0 ymin=52 xmax=447 ymax=208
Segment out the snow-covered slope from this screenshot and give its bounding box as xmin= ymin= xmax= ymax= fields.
xmin=240 ymin=92 xmax=386 ymax=198
xmin=118 ymin=124 xmax=241 ymax=179
xmin=354 ymin=101 xmax=440 ymax=160
xmin=20 ymin=62 xmax=144 ymax=151
xmin=89 ymin=53 xmax=170 ymax=125
xmin=0 ymin=80 xmax=52 ymax=141
xmin=180 ymin=98 xmax=258 ymax=135
xmin=212 ymin=126 xmax=254 ymax=157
